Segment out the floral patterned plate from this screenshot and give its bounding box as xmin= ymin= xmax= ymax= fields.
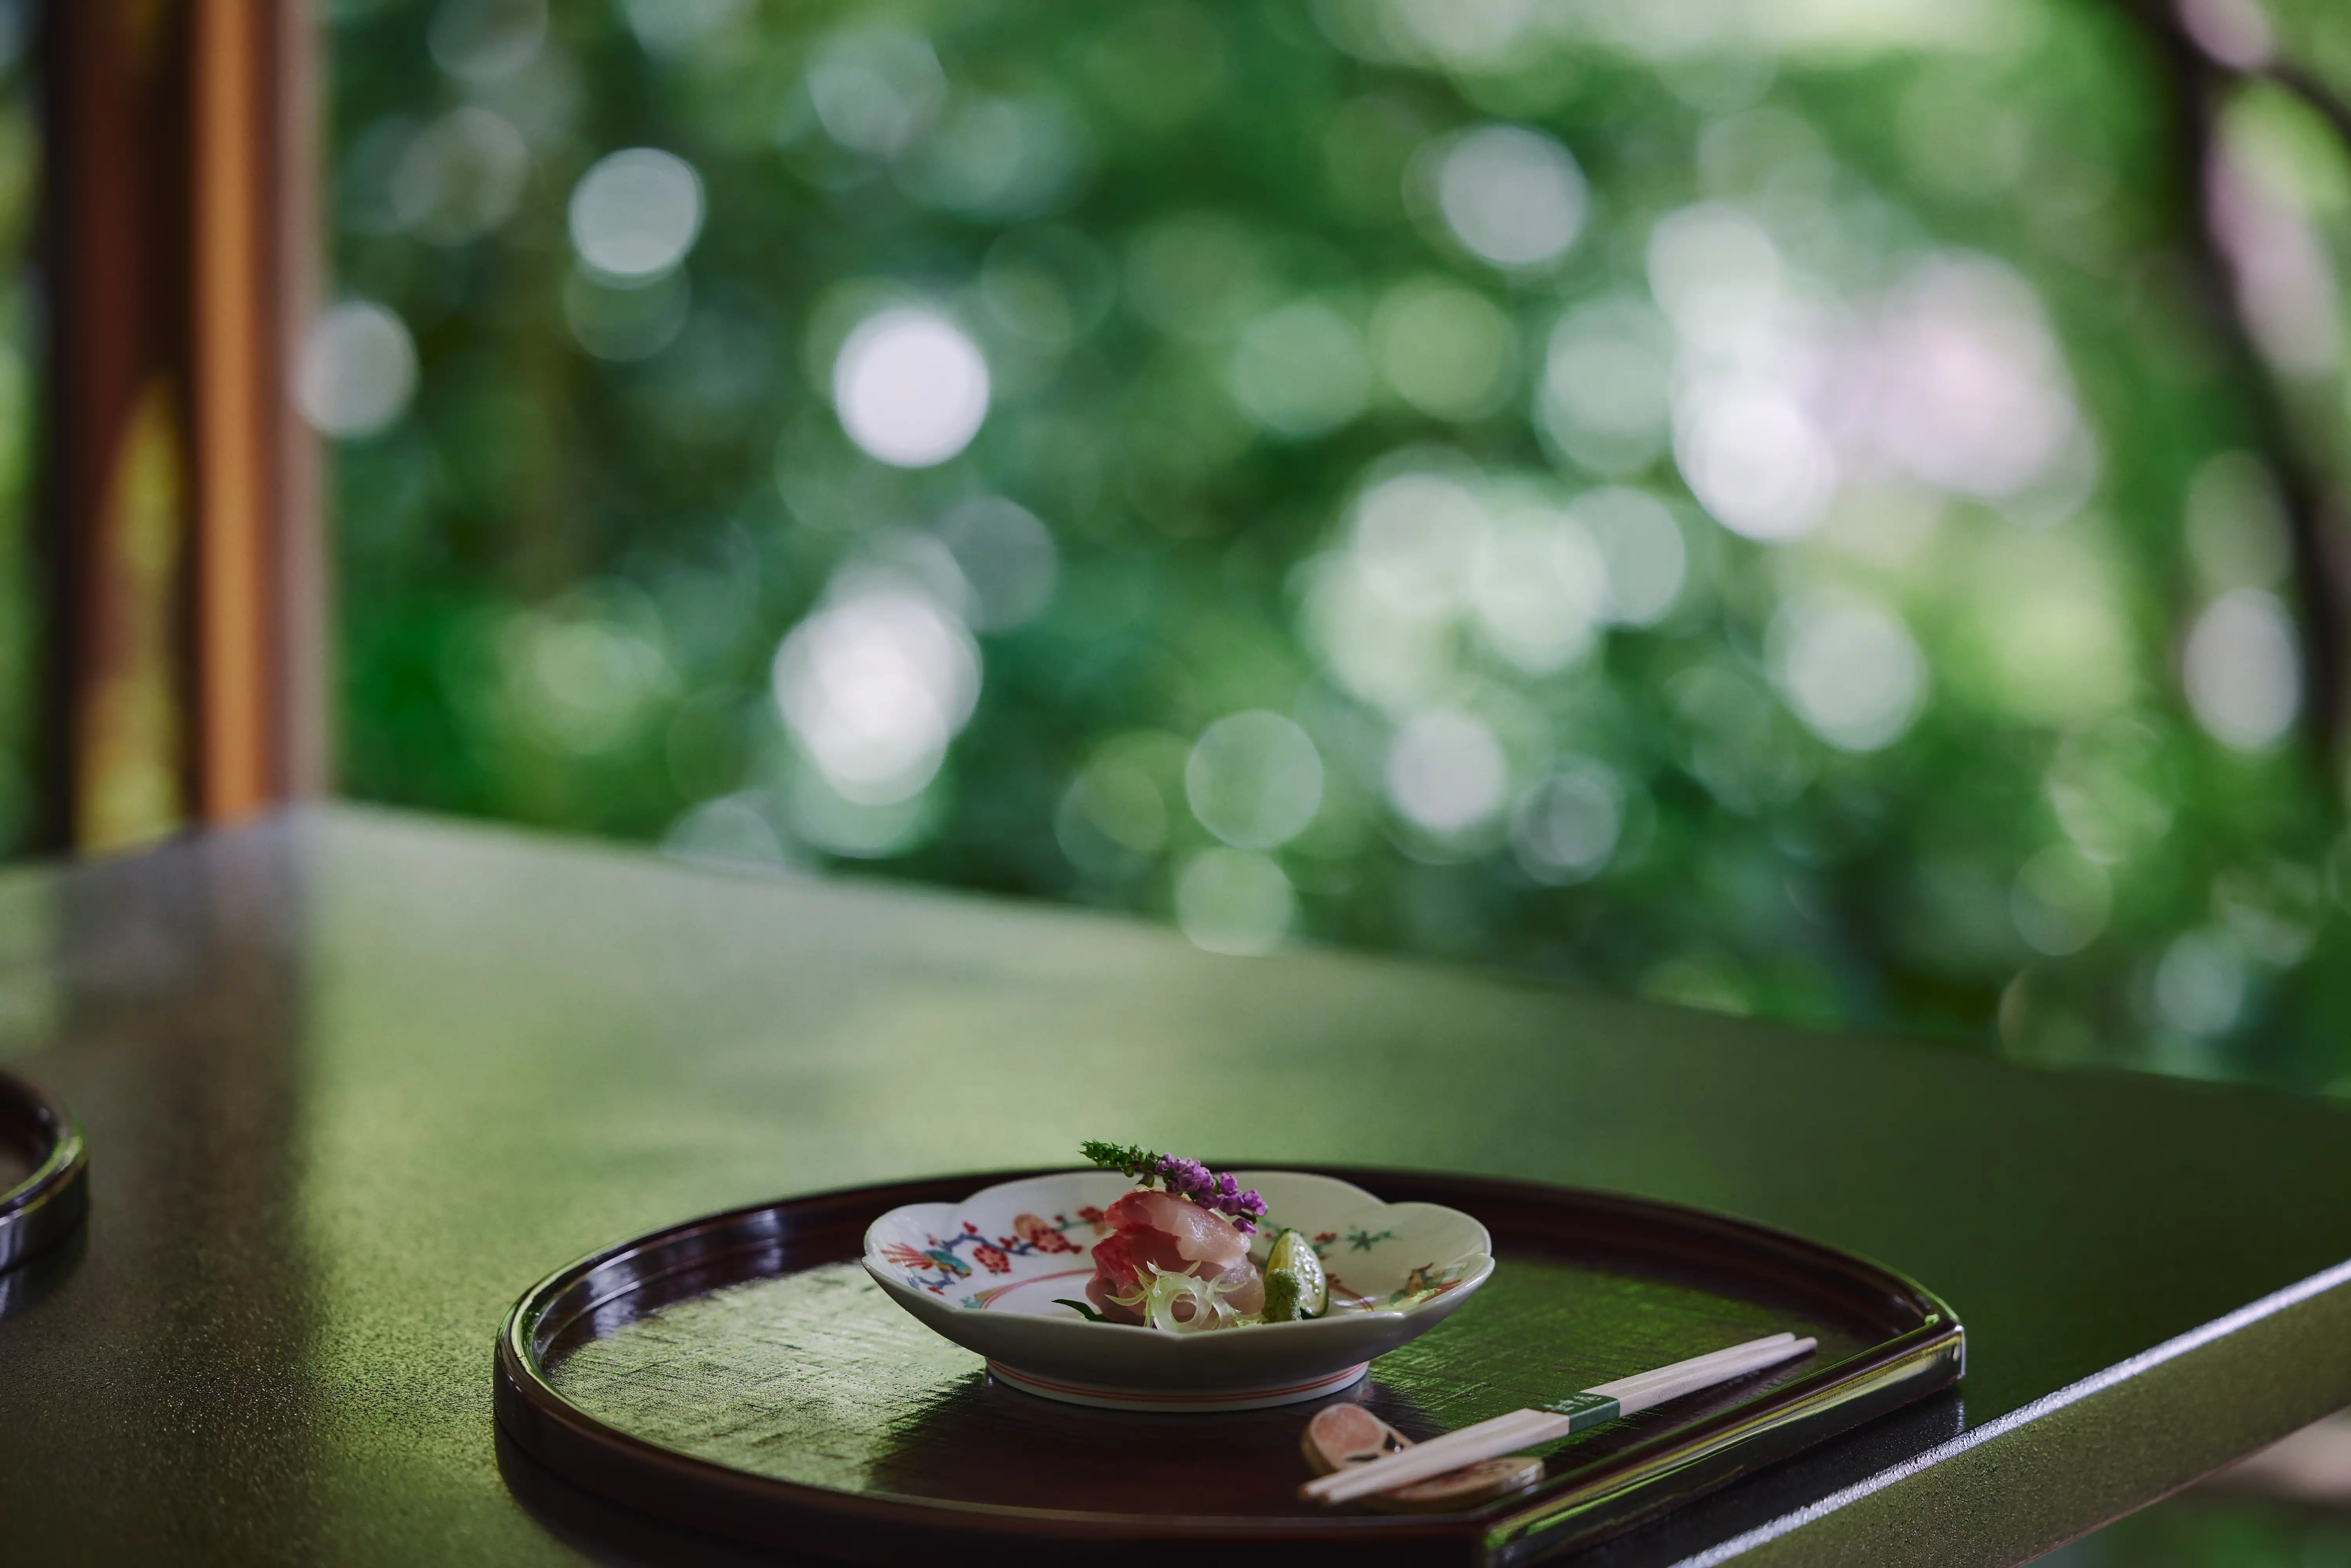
xmin=862 ymin=1170 xmax=1494 ymax=1411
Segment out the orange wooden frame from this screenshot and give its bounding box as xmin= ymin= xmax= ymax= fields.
xmin=43 ymin=0 xmax=321 ymax=853
xmin=192 ymin=0 xmax=324 ymax=822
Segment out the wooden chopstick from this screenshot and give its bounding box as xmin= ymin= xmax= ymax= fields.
xmin=1300 ymin=1333 xmax=1817 ymax=1506
xmin=1587 ymin=1333 xmax=1797 ymax=1402
xmin=1607 ymin=1336 xmax=1814 ymax=1416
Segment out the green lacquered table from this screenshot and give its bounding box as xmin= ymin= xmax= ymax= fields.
xmin=0 ymin=806 xmax=2347 ymax=1565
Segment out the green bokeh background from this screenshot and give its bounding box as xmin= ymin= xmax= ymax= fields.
xmin=321 ymin=0 xmax=2351 ymax=1100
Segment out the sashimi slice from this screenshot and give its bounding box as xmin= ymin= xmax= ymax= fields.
xmin=1083 ymin=1189 xmax=1265 ymax=1324
xmin=1104 ymin=1188 xmax=1251 ymax=1267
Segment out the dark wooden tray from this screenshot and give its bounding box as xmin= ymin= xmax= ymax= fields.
xmin=494 ymin=1168 xmax=1962 ymax=1565
xmin=0 ymin=1071 xmax=87 ymax=1278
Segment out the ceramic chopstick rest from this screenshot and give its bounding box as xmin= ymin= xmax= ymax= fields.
xmin=1302 ymin=1404 xmax=1410 ymax=1471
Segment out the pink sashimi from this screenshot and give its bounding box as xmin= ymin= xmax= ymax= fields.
xmin=1084 ymin=1189 xmax=1265 ymax=1324
xmin=1108 ymin=1189 xmax=1253 ymax=1266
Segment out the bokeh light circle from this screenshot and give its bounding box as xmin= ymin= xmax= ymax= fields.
xmin=1351 ymin=470 xmax=1485 ymax=613
xmin=807 ymin=27 xmax=947 ymax=159
xmin=833 ymin=309 xmax=992 ymax=468
xmin=1375 ymin=280 xmax=1518 ymax=421
xmin=1175 ymin=848 xmax=1295 ymax=956
xmin=935 ymin=498 xmax=1059 ymax=631
xmin=1541 ymin=301 xmax=1672 ymax=474
xmin=2183 ymin=588 xmax=2300 ymax=752
xmin=1510 ymin=761 xmax=1623 ymax=885
xmin=1435 ymin=125 xmax=1587 ymax=270
xmin=1570 ymin=488 xmax=1686 ymax=625
xmin=1467 ymin=509 xmax=1607 ymax=674
xmin=2012 ymin=847 xmax=2111 ymax=956
xmin=2153 ymin=929 xmax=2248 ymax=1036
xmin=569 ymin=148 xmax=706 ymax=281
xmin=1228 ymin=301 xmax=1370 ymax=437
xmin=1675 ymin=379 xmax=1836 ymax=542
xmin=1646 ymin=205 xmax=1780 ymax=342
xmin=1185 ymin=711 xmax=1325 ymax=850
xmin=428 ymin=0 xmax=546 ymax=85
xmin=393 ymin=107 xmax=529 ymax=245
xmin=1386 ymin=708 xmax=1509 ymax=833
xmin=296 ymin=301 xmax=419 ymax=437
xmin=1769 ymin=594 xmax=1927 ymax=752
xmin=771 ymin=584 xmax=980 ymax=804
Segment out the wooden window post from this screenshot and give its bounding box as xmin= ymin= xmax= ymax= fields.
xmin=43 ymin=0 xmax=321 ymax=854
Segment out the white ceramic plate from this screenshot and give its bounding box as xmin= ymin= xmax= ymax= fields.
xmin=862 ymin=1170 xmax=1494 ymax=1411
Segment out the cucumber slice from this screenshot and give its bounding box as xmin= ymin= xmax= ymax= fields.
xmin=1262 ymin=1228 xmax=1328 ymax=1321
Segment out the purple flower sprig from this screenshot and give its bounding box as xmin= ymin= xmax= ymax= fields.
xmin=1080 ymin=1141 xmax=1269 ymax=1234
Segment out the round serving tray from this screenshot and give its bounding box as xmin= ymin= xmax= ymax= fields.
xmin=494 ymin=1168 xmax=1962 ymax=1567
xmin=0 ymin=1071 xmax=88 ymax=1276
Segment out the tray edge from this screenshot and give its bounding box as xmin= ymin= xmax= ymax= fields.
xmin=0 ymin=1071 xmax=89 ymax=1275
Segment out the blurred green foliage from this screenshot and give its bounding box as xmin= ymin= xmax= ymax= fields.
xmin=322 ymin=0 xmax=2351 ymax=1093
xmin=2047 ymin=1494 xmax=2351 ymax=1566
